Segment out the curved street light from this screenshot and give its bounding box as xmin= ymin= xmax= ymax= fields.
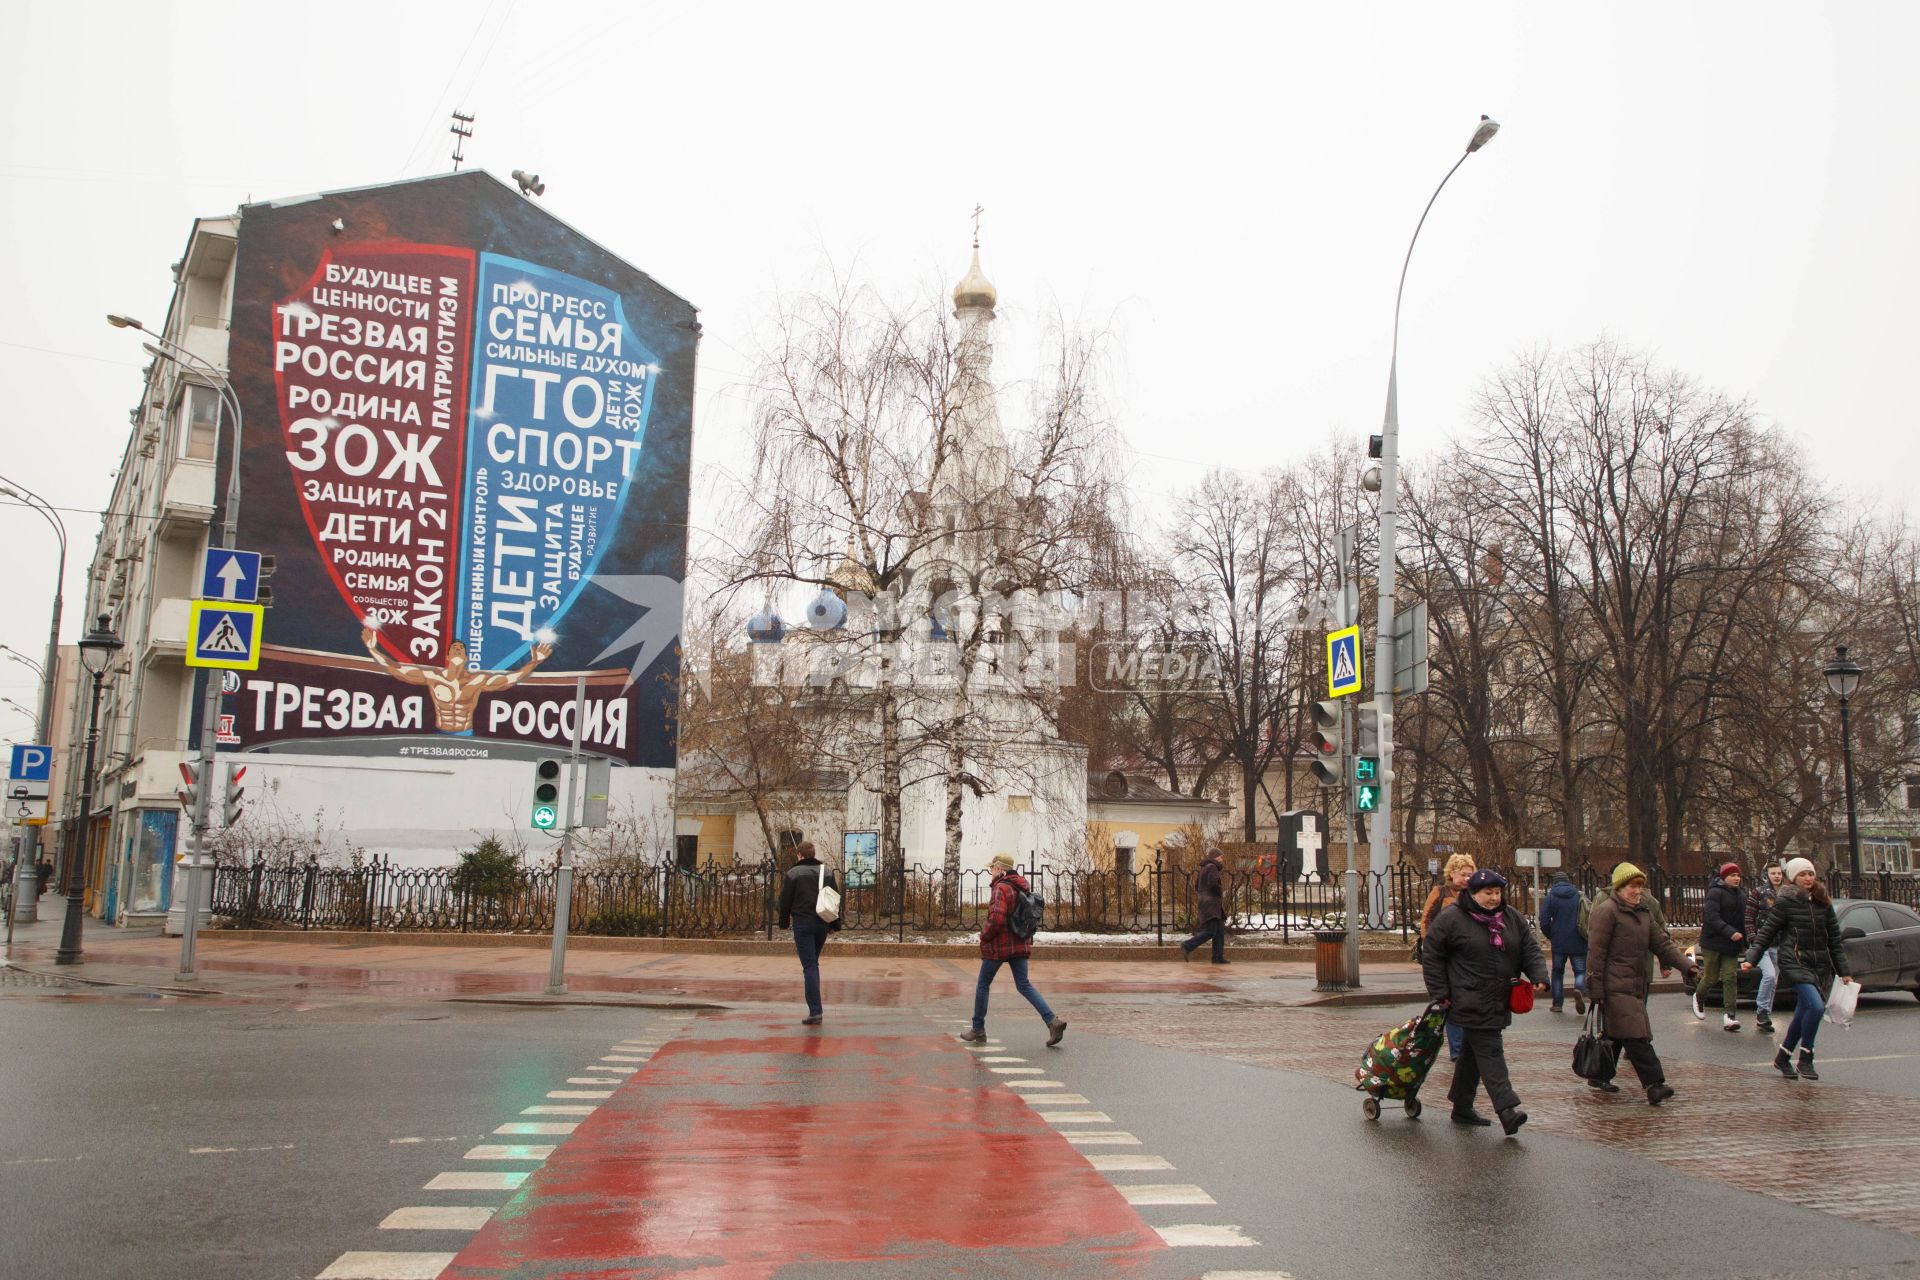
xmin=0 ymin=474 xmax=66 ymax=926
xmin=106 ymin=313 xmax=245 ymax=979
xmin=1 ymin=645 xmax=47 ymax=677
xmin=1366 ymin=116 xmax=1501 ymax=902
xmin=1823 ymin=644 xmax=1865 ymax=895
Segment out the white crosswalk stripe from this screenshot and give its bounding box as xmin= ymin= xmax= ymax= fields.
xmin=1155 ymin=1224 xmax=1260 ymax=1247
xmin=317 ymin=1249 xmax=459 ymax=1277
xmin=378 ymin=1207 xmax=496 ymax=1231
xmin=1117 ymin=1184 xmax=1215 ymax=1205
xmin=425 ymin=1171 xmax=528 ymax=1191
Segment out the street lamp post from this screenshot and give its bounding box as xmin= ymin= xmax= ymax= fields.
xmin=107 ymin=314 xmax=243 ymax=981
xmin=1367 ymin=116 xmax=1500 ymax=907
xmin=1822 ymin=644 xmax=1865 ymax=897
xmin=0 ymin=475 xmax=66 ymax=926
xmin=54 ymin=615 xmax=123 ymax=965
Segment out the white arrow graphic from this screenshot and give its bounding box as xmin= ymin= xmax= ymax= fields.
xmin=215 ymin=556 xmax=247 ymax=600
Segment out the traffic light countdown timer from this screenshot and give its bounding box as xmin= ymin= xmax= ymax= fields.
xmin=531 ymin=758 xmax=562 ymax=830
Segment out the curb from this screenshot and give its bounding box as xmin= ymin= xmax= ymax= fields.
xmin=198 ymin=928 xmax=1426 ymax=965
xmin=447 ymin=994 xmax=731 ymax=1011
xmin=7 ymin=959 xmax=225 ymax=998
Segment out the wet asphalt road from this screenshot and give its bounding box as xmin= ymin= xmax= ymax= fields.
xmin=0 ymin=977 xmax=675 ymax=1280
xmin=4 ymin=968 xmax=1920 ymax=1280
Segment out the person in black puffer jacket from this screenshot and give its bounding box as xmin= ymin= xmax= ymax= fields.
xmin=1422 ymin=869 xmax=1549 ymax=1136
xmin=1693 ymin=862 xmax=1747 ymax=1030
xmin=1743 ymin=857 xmax=1852 ymax=1081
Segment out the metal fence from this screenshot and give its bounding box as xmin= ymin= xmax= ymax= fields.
xmin=208 ymin=855 xmax=1920 ymax=942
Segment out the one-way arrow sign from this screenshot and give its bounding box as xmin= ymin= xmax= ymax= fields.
xmin=199 ymin=548 xmax=262 ymax=603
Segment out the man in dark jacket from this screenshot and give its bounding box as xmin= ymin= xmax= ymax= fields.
xmin=1422 ymin=869 xmax=1550 ymax=1136
xmin=1538 ymin=871 xmax=1588 ymax=1014
xmin=1178 ymin=848 xmax=1229 ymax=964
xmin=1694 ymin=861 xmax=1747 ymax=1030
xmin=960 ymin=854 xmax=1067 ymax=1047
xmin=776 ymin=840 xmax=840 ymax=1026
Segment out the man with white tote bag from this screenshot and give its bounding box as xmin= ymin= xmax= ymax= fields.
xmin=777 ymin=841 xmax=842 ymax=1026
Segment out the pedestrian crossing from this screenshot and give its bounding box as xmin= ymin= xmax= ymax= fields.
xmin=928 ymin=1013 xmax=1276 ymax=1272
xmin=313 ymin=1012 xmax=697 ymax=1279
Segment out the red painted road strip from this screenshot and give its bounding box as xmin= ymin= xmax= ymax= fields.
xmin=441 ymin=1011 xmax=1165 ymax=1278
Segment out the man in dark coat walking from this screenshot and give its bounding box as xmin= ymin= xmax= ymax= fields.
xmin=776 ymin=841 xmax=840 ymax=1026
xmin=1422 ymin=869 xmax=1550 ymax=1136
xmin=1537 ymin=870 xmax=1588 ymax=1014
xmin=1694 ymin=861 xmax=1747 ymax=1030
xmin=1586 ymin=863 xmax=1698 ymax=1104
xmin=1179 ymin=848 xmax=1229 ymax=964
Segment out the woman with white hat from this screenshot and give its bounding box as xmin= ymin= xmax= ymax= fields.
xmin=1743 ymin=857 xmax=1853 ymax=1080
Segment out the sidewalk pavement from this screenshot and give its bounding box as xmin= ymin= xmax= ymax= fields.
xmin=5 ymin=916 xmax=1443 ymax=1009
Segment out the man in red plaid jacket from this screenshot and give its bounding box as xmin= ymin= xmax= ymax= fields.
xmin=961 ymin=854 xmax=1068 ymax=1047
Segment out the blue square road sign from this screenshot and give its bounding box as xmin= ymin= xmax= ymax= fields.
xmin=200 ymin=548 xmax=262 ymax=603
xmin=187 ymin=601 xmax=264 ymax=671
xmin=9 ymin=744 xmax=52 ymax=782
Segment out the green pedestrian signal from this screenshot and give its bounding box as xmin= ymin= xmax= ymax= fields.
xmin=1355 ymin=782 xmax=1380 ymax=813
xmin=531 ymin=757 xmax=563 ymax=830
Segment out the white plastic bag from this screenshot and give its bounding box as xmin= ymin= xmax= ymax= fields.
xmin=1825 ymin=977 xmax=1859 ymax=1028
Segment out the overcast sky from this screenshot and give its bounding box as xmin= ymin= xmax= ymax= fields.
xmin=3 ymin=1 xmax=1917 ymax=739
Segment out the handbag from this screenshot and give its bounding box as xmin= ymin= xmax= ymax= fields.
xmin=813 ymin=863 xmax=841 ymax=925
xmin=1508 ymin=979 xmax=1535 ymax=1014
xmin=1571 ymin=1005 xmax=1619 ymax=1081
xmin=1825 ymin=976 xmax=1859 ymax=1028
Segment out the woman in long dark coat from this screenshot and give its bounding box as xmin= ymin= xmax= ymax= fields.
xmin=1743 ymin=857 xmax=1852 ymax=1081
xmin=1422 ymin=868 xmax=1549 ymax=1136
xmin=1585 ymin=862 xmax=1698 ymax=1105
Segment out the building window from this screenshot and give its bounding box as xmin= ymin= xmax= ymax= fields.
xmin=1861 ymin=838 xmax=1913 ymax=876
xmin=1907 ymin=776 xmax=1920 ymax=810
xmin=1006 ymin=795 xmax=1032 ymax=812
xmin=1905 ymin=713 xmax=1919 ymax=750
xmin=179 ymin=384 xmax=219 ymax=461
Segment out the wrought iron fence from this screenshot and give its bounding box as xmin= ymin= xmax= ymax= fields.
xmin=208 ymin=854 xmax=1920 ymax=941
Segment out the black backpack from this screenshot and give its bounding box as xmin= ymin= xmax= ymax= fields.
xmin=1007 ymin=879 xmax=1045 ymax=940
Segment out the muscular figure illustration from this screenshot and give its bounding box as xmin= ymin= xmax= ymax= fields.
xmin=362 ymin=627 xmax=553 ymax=732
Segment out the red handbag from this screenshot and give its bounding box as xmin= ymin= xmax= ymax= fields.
xmin=1508 ymin=980 xmax=1535 ymax=1014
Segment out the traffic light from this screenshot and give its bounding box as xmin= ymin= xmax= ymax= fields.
xmin=177 ymin=761 xmax=204 ymax=815
xmin=531 ymin=758 xmax=562 ymax=830
xmin=256 ymin=554 xmax=277 ymax=609
xmin=1309 ymin=699 xmax=1342 ymax=788
xmin=222 ymin=764 xmax=247 ymax=826
xmin=1355 ymin=778 xmax=1380 ymax=813
xmin=1357 ymin=704 xmax=1380 ymax=756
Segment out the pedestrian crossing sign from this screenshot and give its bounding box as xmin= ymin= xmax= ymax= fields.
xmin=1327 ymin=625 xmax=1362 ymax=697
xmin=187 ymin=601 xmax=264 ymax=671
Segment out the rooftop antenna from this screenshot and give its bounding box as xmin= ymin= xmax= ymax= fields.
xmin=450 ymin=110 xmax=475 ymax=172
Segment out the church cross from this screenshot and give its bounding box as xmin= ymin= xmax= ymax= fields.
xmin=972 ymin=203 xmax=985 ymax=248
xmin=1296 ymin=814 xmax=1324 ymax=875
